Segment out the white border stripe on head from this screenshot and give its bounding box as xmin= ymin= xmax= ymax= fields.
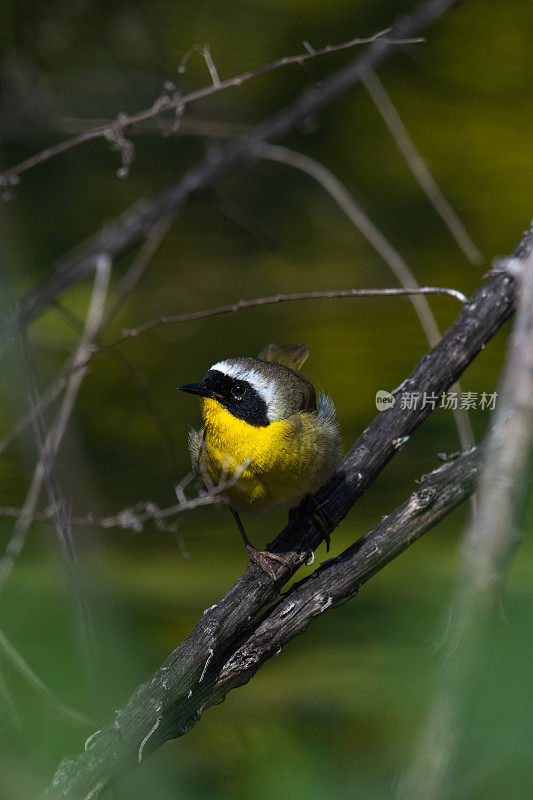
xmin=210 ymin=360 xmax=277 ymax=419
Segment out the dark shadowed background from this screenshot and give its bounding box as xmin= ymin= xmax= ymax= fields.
xmin=1 ymin=1 xmax=533 ymax=798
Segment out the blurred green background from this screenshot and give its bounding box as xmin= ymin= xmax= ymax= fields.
xmin=1 ymin=0 xmax=533 ymax=798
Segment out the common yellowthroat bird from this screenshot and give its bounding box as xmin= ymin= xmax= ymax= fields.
xmin=178 ymin=344 xmax=341 ymax=578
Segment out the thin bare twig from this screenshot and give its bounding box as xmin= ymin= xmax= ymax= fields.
xmin=261 ymin=144 xmax=443 ymax=343
xmin=0 ymin=29 xmax=420 ymax=185
xmin=53 ymin=115 xmax=249 ymax=140
xmin=0 ymin=462 xmax=251 ymax=533
xmin=16 ymin=318 xmax=100 ymax=688
xmin=2 ymin=261 xmax=111 ymax=711
xmin=0 ymin=627 xmax=91 ymax=727
xmin=102 ymin=218 xmax=173 ymax=327
xmin=0 ymin=375 xmax=66 ymax=457
xmin=362 ymin=70 xmax=482 ymax=264
xmin=94 ymin=286 xmax=467 ymax=357
xmin=50 ymin=297 xmax=182 ymax=474
xmin=195 ymin=44 xmax=221 ymax=87
xmin=0 ymin=222 xmax=172 ymax=462
xmin=0 ymin=257 xmax=111 ymax=597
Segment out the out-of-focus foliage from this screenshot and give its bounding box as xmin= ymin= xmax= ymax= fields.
xmin=1 ymin=1 xmax=532 ymax=798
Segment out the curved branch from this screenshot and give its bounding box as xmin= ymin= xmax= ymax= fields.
xmin=95 ymin=285 xmax=466 ymax=356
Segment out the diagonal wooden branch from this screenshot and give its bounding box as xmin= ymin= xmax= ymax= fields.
xmin=204 ymin=445 xmax=482 ymax=717
xmin=13 ymin=0 xmax=460 ymax=327
xmin=39 ymin=225 xmax=532 ymax=798
xmin=41 ymin=444 xmax=481 ymax=798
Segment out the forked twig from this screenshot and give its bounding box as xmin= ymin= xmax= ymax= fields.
xmin=0 ymin=29 xmax=420 ymax=185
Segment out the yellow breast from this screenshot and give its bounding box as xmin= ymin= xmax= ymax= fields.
xmin=197 ymin=398 xmax=331 ymax=512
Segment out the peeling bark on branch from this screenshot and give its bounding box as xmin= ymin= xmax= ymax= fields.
xmin=209 ymin=446 xmax=482 ymax=707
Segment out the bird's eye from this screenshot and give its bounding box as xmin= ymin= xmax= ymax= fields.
xmin=231 ymin=382 xmax=246 ymax=398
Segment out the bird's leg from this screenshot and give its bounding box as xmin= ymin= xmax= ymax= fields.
xmin=229 ymin=507 xmax=289 ymax=580
xmin=289 ymin=493 xmax=332 ymax=551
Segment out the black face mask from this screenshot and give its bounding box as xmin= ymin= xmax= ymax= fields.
xmin=178 ymin=370 xmax=270 ymax=427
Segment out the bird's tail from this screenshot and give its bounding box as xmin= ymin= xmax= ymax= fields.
xmin=258 ymin=343 xmax=308 ymax=372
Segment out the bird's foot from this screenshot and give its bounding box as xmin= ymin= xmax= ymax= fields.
xmin=289 ymin=493 xmax=332 ymax=551
xmin=245 ymin=545 xmax=289 ymax=580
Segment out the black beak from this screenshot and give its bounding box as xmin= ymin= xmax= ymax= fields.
xmin=178 ymin=381 xmax=220 ymax=400
xmin=178 ymin=381 xmax=207 ymax=397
